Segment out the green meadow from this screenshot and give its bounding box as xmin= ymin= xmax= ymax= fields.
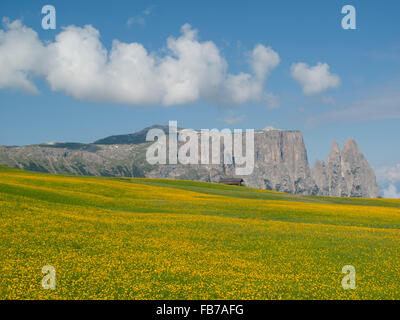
xmin=0 ymin=165 xmax=399 ymax=299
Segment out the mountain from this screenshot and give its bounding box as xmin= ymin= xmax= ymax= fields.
xmin=0 ymin=125 xmax=380 ymax=198
xmin=311 ymin=139 xmax=380 ymax=198
xmin=94 ymin=125 xmax=178 ymax=145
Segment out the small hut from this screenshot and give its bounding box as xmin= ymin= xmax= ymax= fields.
xmin=218 ymin=177 xmax=244 ymax=186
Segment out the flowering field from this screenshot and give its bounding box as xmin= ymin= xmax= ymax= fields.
xmin=0 ymin=165 xmax=399 ymax=299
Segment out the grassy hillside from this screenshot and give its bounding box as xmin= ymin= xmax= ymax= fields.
xmin=1 ymin=165 xmax=399 ymax=299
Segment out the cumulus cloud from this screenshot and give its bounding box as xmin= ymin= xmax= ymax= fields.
xmin=382 ymin=184 xmax=400 ymax=199
xmin=0 ymin=18 xmax=46 ymax=93
xmin=376 ymin=163 xmax=400 ymax=199
xmin=220 ymin=44 xmax=280 ymax=107
xmin=376 ymin=163 xmax=400 ymax=185
xmin=0 ymin=19 xmax=280 ymax=108
xmin=291 ymin=62 xmax=340 ymax=95
xmin=250 ymin=44 xmax=280 ymax=79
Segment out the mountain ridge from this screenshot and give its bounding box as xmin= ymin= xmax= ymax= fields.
xmin=0 ymin=125 xmax=380 ymax=198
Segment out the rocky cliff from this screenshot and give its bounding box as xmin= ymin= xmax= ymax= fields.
xmin=311 ymin=139 xmax=380 ymax=198
xmin=141 ymin=128 xmax=318 ymax=195
xmin=0 ymin=126 xmax=380 ymax=198
xmin=234 ymin=129 xmax=318 ymax=194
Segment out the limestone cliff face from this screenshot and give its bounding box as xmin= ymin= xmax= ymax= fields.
xmin=341 ymin=138 xmax=380 ymax=198
xmin=327 ymin=141 xmax=348 ymax=197
xmin=238 ymin=129 xmax=318 ymax=194
xmin=0 ymin=127 xmax=380 ymax=198
xmin=311 ymin=139 xmax=379 ymax=198
xmin=143 ymin=129 xmax=317 ymax=195
xmin=311 ymin=160 xmax=329 ymax=196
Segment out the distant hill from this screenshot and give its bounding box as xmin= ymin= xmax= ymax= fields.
xmin=37 ymin=142 xmax=101 ymax=152
xmin=94 ymin=125 xmax=173 ymax=145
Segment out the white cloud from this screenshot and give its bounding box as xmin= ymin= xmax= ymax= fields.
xmin=307 ymin=89 xmax=400 ymax=127
xmin=218 ymin=114 xmax=246 ymax=125
xmin=376 ymin=163 xmax=400 ymax=199
xmin=126 ymin=5 xmax=155 ymax=27
xmin=0 ymin=19 xmax=280 ymax=108
xmin=250 ymin=44 xmax=280 ymax=79
xmin=219 ymin=45 xmax=280 ymax=107
xmin=376 ymin=163 xmax=400 ymax=185
xmin=126 ymin=16 xmax=145 ymax=27
xmin=382 ymin=184 xmax=400 ymax=199
xmin=291 ymin=62 xmax=340 ymax=95
xmin=0 ymin=18 xmax=46 ymax=93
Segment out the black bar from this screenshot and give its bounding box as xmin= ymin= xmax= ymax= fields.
xmin=1 ymin=300 xmax=398 ymax=319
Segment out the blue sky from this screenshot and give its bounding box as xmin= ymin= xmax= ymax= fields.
xmin=0 ymin=0 xmax=399 ymax=190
